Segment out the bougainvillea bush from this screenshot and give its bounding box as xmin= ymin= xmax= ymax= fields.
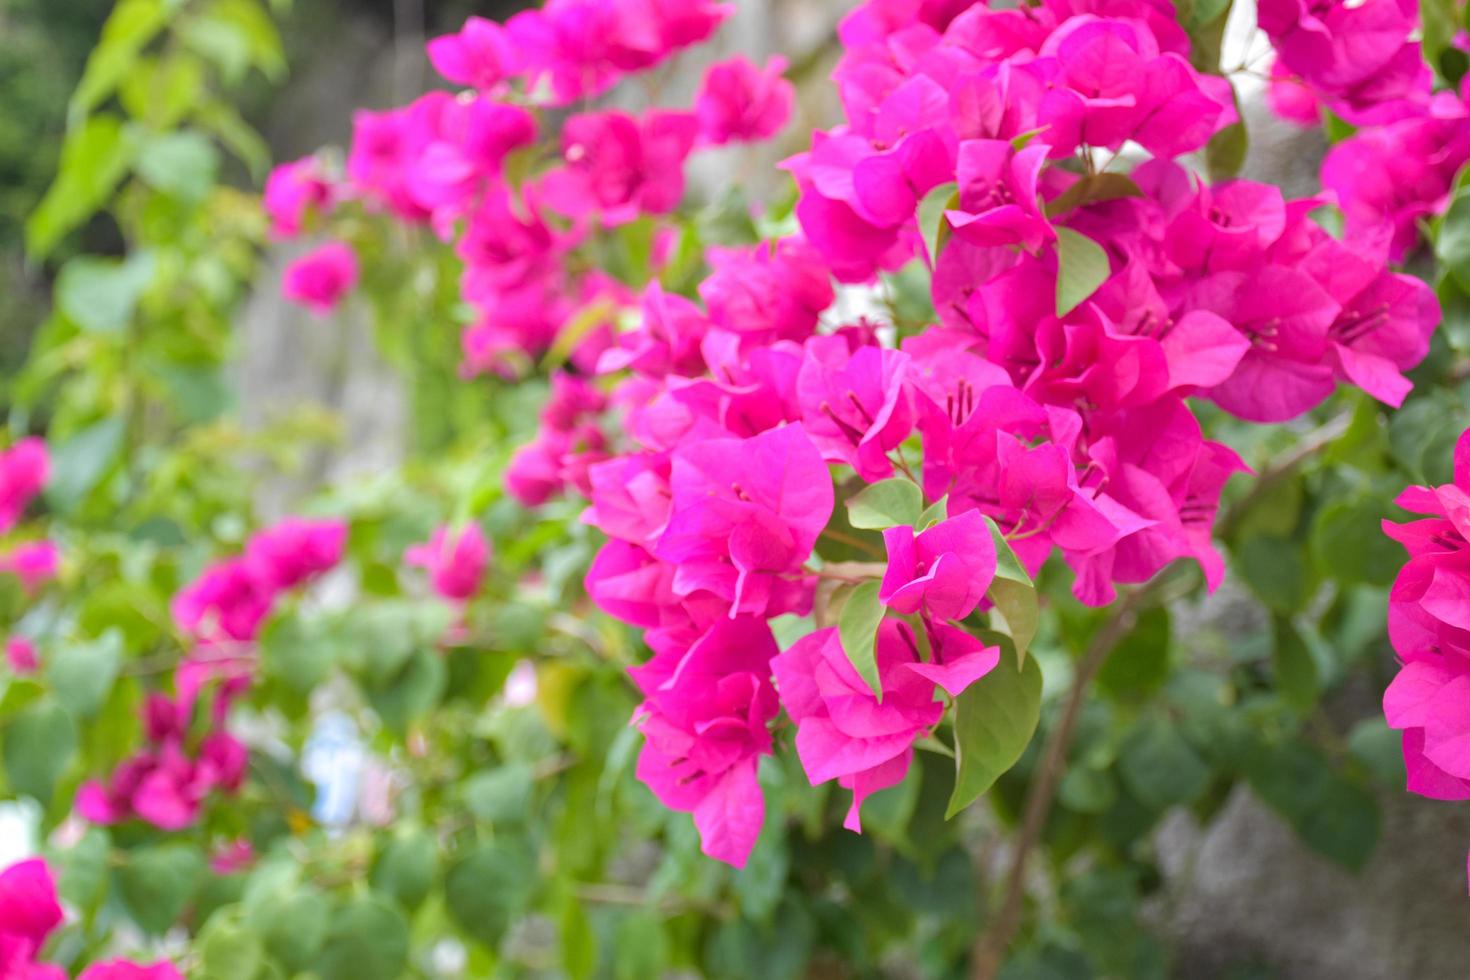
xmin=6 ymin=0 xmax=1470 ymax=976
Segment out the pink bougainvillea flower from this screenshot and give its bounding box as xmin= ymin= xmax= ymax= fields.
xmin=0 ymin=541 xmax=59 ymax=593
xmin=426 ymin=15 xmax=524 ymax=90
xmin=547 ymin=109 xmax=698 ymax=225
xmin=4 ymin=636 xmax=38 ymax=675
xmin=244 ymin=517 xmax=347 ymax=590
xmin=695 ymin=55 xmax=795 ymax=145
xmin=263 ymin=157 xmax=335 ymax=239
xmin=405 ymin=524 xmax=490 ymax=602
xmin=0 ymin=438 xmax=47 ymax=534
xmin=0 ymin=859 xmax=63 ymax=955
xmin=797 ymin=337 xmax=913 ymax=482
xmin=879 ymin=508 xmax=997 ymax=621
xmin=632 ymin=616 xmax=780 ymax=866
xmin=1265 ymin=58 xmax=1321 ymax=127
xmin=281 ymin=241 xmax=359 ymax=317
xmin=171 ymin=558 xmax=276 ymax=644
xmin=699 ymin=237 xmax=834 ymax=346
xmin=76 ymin=961 xmax=185 ymax=980
xmin=946 ymin=138 xmax=1052 ymax=251
xmin=655 ymin=423 xmax=833 ymax=617
xmin=774 ymin=620 xmax=996 ymax=831
xmin=208 ymin=839 xmax=256 ymax=875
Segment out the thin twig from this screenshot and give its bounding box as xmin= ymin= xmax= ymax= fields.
xmin=969 ymin=581 xmax=1159 ymax=979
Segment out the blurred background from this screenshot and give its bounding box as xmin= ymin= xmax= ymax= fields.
xmin=3 ymin=1 xmax=1470 ymax=976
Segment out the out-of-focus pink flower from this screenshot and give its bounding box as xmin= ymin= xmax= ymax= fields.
xmin=405 ymin=524 xmax=490 ymax=601
xmin=171 ymin=558 xmax=275 ymax=644
xmin=695 ymin=56 xmax=795 ymax=145
xmin=546 ymin=110 xmax=698 ymax=225
xmin=0 ymin=541 xmax=59 ymax=593
xmin=0 ymin=859 xmax=63 ymax=955
xmin=4 ymin=636 xmax=38 ymax=675
xmin=263 ymin=157 xmax=335 ymax=239
xmin=0 ymin=438 xmax=47 ymax=534
xmin=244 ymin=517 xmax=348 ymax=590
xmin=282 ymin=241 xmax=359 ymax=317
xmin=427 ymin=15 xmax=524 ymax=90
xmin=699 ymin=237 xmax=834 ymax=346
xmin=76 ymin=961 xmax=185 ymax=980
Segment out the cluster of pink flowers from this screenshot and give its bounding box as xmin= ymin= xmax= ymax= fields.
xmin=1383 ymin=428 xmax=1470 ymax=885
xmin=0 ymin=438 xmax=56 ymax=675
xmin=272 ymin=0 xmax=1441 ymax=868
xmin=0 ymin=858 xmax=181 ymax=979
xmin=264 ymin=0 xmax=793 ymax=362
xmin=405 ymin=523 xmax=489 ymax=602
xmin=1262 ymin=0 xmax=1470 ymax=259
xmin=78 ymin=517 xmax=346 ymax=830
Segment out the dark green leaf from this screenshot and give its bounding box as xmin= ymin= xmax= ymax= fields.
xmin=1097 ymin=607 xmax=1171 ymax=704
xmin=117 ymin=844 xmax=205 ymax=935
xmin=1117 ymin=717 xmax=1210 ymax=811
xmin=947 ymin=651 xmax=1042 ymax=818
xmin=371 ymin=829 xmax=438 ymax=912
xmin=1272 ymin=617 xmax=1320 ymax=713
xmin=446 ymin=839 xmax=536 ymax=949
xmin=315 ymin=896 xmax=409 ymax=980
xmin=1204 ymin=120 xmax=1248 ymax=182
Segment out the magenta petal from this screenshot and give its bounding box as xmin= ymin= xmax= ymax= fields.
xmin=692 ymin=758 xmax=765 ymax=867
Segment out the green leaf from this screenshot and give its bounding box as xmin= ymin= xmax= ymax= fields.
xmin=196 ymin=99 xmax=271 ymax=180
xmin=250 ymin=887 xmax=329 ymax=973
xmin=614 ymin=910 xmax=668 ymax=980
xmin=371 ymin=829 xmax=439 ymax=912
xmin=1204 ymin=120 xmax=1248 ymax=182
xmin=1272 ymin=617 xmax=1320 ymax=713
xmin=465 ymin=763 xmax=534 ymax=825
xmin=1054 ymin=226 xmax=1110 ymax=316
xmin=26 ymin=114 xmax=139 ymax=259
xmin=918 ymin=182 xmax=958 ymax=266
xmin=315 ymin=896 xmax=409 ymax=980
xmin=69 ymin=0 xmax=170 ymax=123
xmin=838 ymin=580 xmax=885 ymax=699
xmin=1058 ymin=765 xmax=1118 ymax=814
xmin=198 ymin=908 xmax=266 ymax=980
xmin=446 ymin=839 xmax=536 ymax=949
xmin=366 ymin=648 xmax=447 ymax=733
xmin=45 ymin=417 xmax=125 ymax=514
xmin=3 ymin=699 xmax=77 ymax=802
xmin=1439 ymin=189 xmax=1470 ymax=293
xmin=983 ymin=516 xmax=1039 ymax=666
xmin=55 ymin=252 xmax=157 ymax=334
xmin=1424 ymin=0 xmax=1465 ymax=85
xmin=560 ymin=894 xmax=597 ymax=980
xmin=45 ymin=630 xmax=124 ymax=718
xmin=1096 ymin=607 xmax=1171 ymax=704
xmin=117 ymin=844 xmax=205 ymax=934
xmin=1236 ymin=535 xmax=1311 ymax=614
xmin=1117 ymin=717 xmax=1211 ymax=811
xmin=1310 ymin=496 xmax=1401 ymax=587
xmin=846 ymin=478 xmax=923 ymax=530
xmin=259 ymin=614 xmax=338 ymax=695
xmin=917 ymin=495 xmax=948 ymax=530
xmin=946 ymin=650 xmax=1042 ymax=818
xmin=134 ymin=130 xmax=221 ymax=203
xmin=1347 ymin=718 xmax=1406 ymax=787
xmin=1044 ymin=173 xmax=1143 ymax=218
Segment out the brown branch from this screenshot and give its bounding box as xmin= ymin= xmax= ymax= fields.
xmin=969 ymin=582 xmax=1158 ymax=980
